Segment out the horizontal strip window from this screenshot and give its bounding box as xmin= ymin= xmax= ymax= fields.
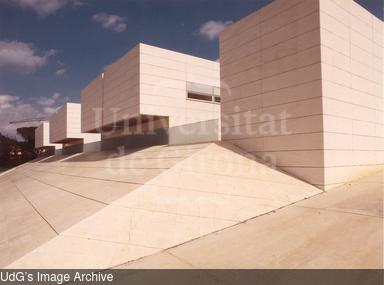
xmin=186 ymin=81 xmax=220 ymax=103
xmin=187 ymin=93 xmax=212 ymax=102
xmin=187 ymin=82 xmax=220 ymax=95
xmin=187 ymin=92 xmax=221 ymax=103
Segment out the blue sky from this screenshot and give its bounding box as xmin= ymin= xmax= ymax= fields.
xmin=0 ymin=0 xmax=382 ymax=138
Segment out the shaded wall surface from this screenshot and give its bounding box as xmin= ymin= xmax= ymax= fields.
xmin=101 ymin=128 xmax=169 ymax=151
xmin=220 ymin=0 xmax=383 ymax=189
xmin=50 ymin=103 xmax=101 ymax=145
xmin=50 ymin=103 xmax=72 ymax=144
xmin=168 ymin=119 xmax=220 ymax=145
xmin=62 ymin=143 xmax=84 ymax=155
xmin=71 ymin=119 xmax=220 ymax=153
xmin=35 ymin=122 xmax=61 ymax=149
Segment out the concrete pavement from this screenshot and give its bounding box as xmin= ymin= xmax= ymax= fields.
xmin=117 ymin=169 xmax=383 ymax=269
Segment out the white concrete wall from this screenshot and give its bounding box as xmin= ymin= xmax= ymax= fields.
xmin=220 ymin=0 xmax=324 ymax=186
xmin=220 ymin=0 xmax=383 ymax=189
xmin=139 ymin=43 xmax=220 ymax=127
xmin=50 ymin=103 xmax=70 ymax=143
xmin=66 ymin=103 xmax=82 ymax=139
xmin=81 ymin=43 xmax=220 ymax=132
xmin=81 ymin=47 xmax=140 ymax=133
xmin=35 ymin=122 xmax=62 ymax=149
xmin=81 ymin=74 xmax=103 ymax=133
xmin=50 ymin=103 xmax=101 ymax=144
xmin=103 ymin=46 xmax=141 ymax=129
xmin=35 ymin=123 xmax=46 ymax=148
xmin=319 ymin=0 xmax=384 ymax=188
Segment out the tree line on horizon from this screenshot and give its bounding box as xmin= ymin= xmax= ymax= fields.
xmin=0 ymin=127 xmax=38 ymax=170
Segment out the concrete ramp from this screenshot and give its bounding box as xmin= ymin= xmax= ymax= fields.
xmin=2 ymin=142 xmax=321 ymax=269
xmin=0 ymin=144 xmax=205 ymax=268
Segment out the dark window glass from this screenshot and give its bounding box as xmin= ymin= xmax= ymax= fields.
xmin=187 ymin=93 xmax=213 ymax=102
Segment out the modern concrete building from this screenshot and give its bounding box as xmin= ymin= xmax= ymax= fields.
xmin=220 ymin=0 xmax=383 ymax=189
xmin=81 ymin=43 xmax=220 ymax=146
xmin=49 ymin=103 xmax=101 ymax=153
xmin=34 ymin=122 xmax=62 ymax=150
xmin=3 ymin=0 xmax=383 ymax=270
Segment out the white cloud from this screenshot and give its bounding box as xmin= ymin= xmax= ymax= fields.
xmin=52 ymin=92 xmax=61 ymax=100
xmin=35 ymin=92 xmax=64 ymax=106
xmin=92 ymin=13 xmax=127 ymax=33
xmin=3 ymin=0 xmax=86 ymax=16
xmin=198 ymin=20 xmax=233 ymax=41
xmin=0 ymin=95 xmax=19 ymax=109
xmin=71 ymin=0 xmax=86 ymax=7
xmin=0 ymin=40 xmax=55 ymax=73
xmin=55 ymin=68 xmax=66 ymax=76
xmin=42 ymin=106 xmax=59 ymax=115
xmin=35 ymin=97 xmax=55 ymax=106
xmin=0 ymin=93 xmax=68 ymax=139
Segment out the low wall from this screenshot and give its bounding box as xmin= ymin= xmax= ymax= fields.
xmin=101 ymin=128 xmax=169 ymax=151
xmin=52 ymin=119 xmax=220 ymax=155
xmin=62 ymin=144 xmax=84 ymax=155
xmin=168 ymin=119 xmax=220 ymax=145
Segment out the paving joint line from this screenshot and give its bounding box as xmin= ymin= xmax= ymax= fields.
xmin=61 ymin=233 xmax=162 ymax=250
xmin=11 ymin=181 xmax=59 ymax=235
xmin=28 ymin=169 xmax=145 ymax=186
xmin=111 ymin=203 xmax=241 ymax=223
xmin=293 ymin=205 xmax=383 ymax=219
xmin=22 ymin=171 xmax=108 ymax=206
